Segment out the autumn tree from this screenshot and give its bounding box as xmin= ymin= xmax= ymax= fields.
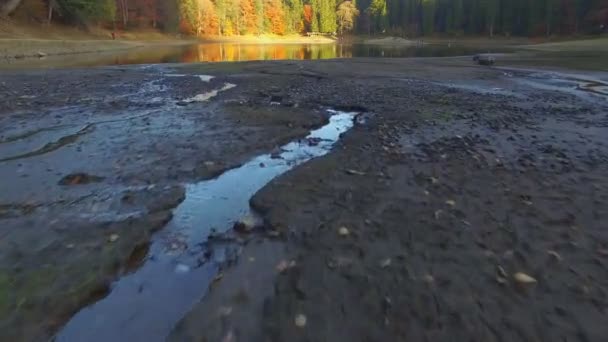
xmin=240 ymin=0 xmax=257 ymax=33
xmin=196 ymin=0 xmax=219 ymax=34
xmin=264 ymin=0 xmax=285 ymax=34
xmin=336 ymin=0 xmax=358 ymax=34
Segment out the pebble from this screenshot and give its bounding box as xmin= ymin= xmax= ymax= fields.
xmin=234 ymin=214 xmax=261 ymax=233
xmin=379 ymin=258 xmax=392 ymax=268
xmin=108 ymin=234 xmax=119 ymax=243
xmin=294 ymin=314 xmax=307 ymax=327
xmin=338 ymin=226 xmax=350 ymax=236
xmin=218 ymin=306 xmax=233 ymax=317
xmin=422 ymin=274 xmax=435 ymax=283
xmin=513 ymin=272 xmax=537 ymax=284
xmin=547 ymin=250 xmax=562 ymax=261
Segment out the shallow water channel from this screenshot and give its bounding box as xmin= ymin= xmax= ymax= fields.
xmin=55 ymin=110 xmax=357 ymax=341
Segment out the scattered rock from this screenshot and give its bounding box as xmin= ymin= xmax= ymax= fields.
xmin=36 ymin=51 xmax=47 ymax=58
xmin=445 ymin=199 xmax=456 ymax=207
xmin=338 ymin=226 xmax=350 ymax=236
xmin=213 ymin=273 xmax=224 ymax=283
xmin=422 ymin=274 xmax=435 ymax=283
xmin=218 ymin=306 xmax=233 ymax=317
xmin=497 ymin=265 xmax=508 ymax=278
xmin=379 ymin=258 xmax=392 ymax=268
xmin=59 ymin=172 xmax=104 ymax=185
xmin=270 ymin=147 xmax=283 ymax=159
xmin=513 ymin=272 xmax=537 ymax=284
xmin=547 ymin=250 xmax=562 ymax=261
xmin=294 ymin=314 xmax=307 ymax=327
xmin=270 ymin=95 xmax=282 ymax=104
xmin=307 ymin=137 xmax=322 ymax=146
xmin=276 ymin=260 xmax=297 ymax=273
xmin=233 ymin=214 xmax=263 ymax=233
xmin=204 ymin=161 xmax=216 ymax=168
xmin=266 ymin=230 xmax=281 ymax=238
xmin=473 ymin=54 xmax=496 ymax=66
xmin=108 ymin=234 xmax=119 ymax=243
xmin=327 ymin=256 xmax=353 ymax=269
xmin=345 ymin=169 xmax=366 ymax=176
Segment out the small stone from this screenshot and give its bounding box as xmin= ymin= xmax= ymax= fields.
xmin=434 ymin=210 xmax=443 ymax=220
xmin=204 ymin=161 xmax=216 ymax=168
xmin=267 ymin=230 xmax=280 ymax=238
xmin=213 ymin=273 xmax=224 ymax=283
xmin=445 ymin=199 xmax=456 ymax=207
xmin=429 ymin=177 xmax=439 ymax=184
xmin=326 ymin=256 xmax=353 ymax=269
xmin=234 ymin=214 xmax=262 ymax=233
xmin=345 ymin=169 xmax=366 ymax=176
xmin=338 ymin=226 xmax=350 ymax=236
xmin=275 ymin=260 xmax=296 ymax=272
xmin=422 ymin=274 xmax=434 ymax=283
xmin=497 ymin=265 xmax=508 ymax=278
xmin=547 ymin=250 xmax=562 ymax=261
xmin=108 ymin=234 xmax=119 ymax=243
xmin=248 ymin=257 xmax=255 ymax=262
xmin=36 ymin=51 xmax=47 ymax=58
xmin=379 ymin=258 xmax=392 ymax=268
xmin=294 ymin=314 xmax=307 ymax=327
xmin=496 ymin=275 xmax=507 ymax=284
xmin=66 ymin=244 xmax=75 ymax=249
xmin=514 ymin=272 xmax=537 ymax=284
xmin=218 ymin=306 xmax=233 ymax=316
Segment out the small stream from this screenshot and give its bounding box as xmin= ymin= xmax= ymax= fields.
xmin=55 ymin=110 xmax=357 ymax=341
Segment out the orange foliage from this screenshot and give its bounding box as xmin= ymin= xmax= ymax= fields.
xmin=264 ymin=0 xmax=285 ymax=35
xmin=197 ymin=0 xmax=219 ymax=35
xmin=240 ymin=0 xmax=257 ymax=34
xmin=303 ymin=4 xmax=313 ymax=32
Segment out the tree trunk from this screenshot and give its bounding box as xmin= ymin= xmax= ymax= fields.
xmin=119 ymin=0 xmax=129 ymax=28
xmin=0 ymin=0 xmax=23 ymax=16
xmin=47 ymin=1 xmax=53 ymax=25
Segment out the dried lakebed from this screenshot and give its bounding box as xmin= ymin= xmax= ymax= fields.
xmin=2 ymin=57 xmax=608 ymax=341
xmin=56 ymin=110 xmax=358 ymax=341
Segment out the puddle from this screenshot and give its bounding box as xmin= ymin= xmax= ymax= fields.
xmin=55 ymin=110 xmax=357 ymax=342
xmin=182 ymin=83 xmax=236 ymax=103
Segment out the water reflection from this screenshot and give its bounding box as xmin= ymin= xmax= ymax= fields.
xmin=0 ymin=42 xmax=502 ymax=69
xmin=178 ymin=43 xmax=353 ymax=63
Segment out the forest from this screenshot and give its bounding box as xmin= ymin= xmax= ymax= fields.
xmin=1 ymin=0 xmax=607 ymax=37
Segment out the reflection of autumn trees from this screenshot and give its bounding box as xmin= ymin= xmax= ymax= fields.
xmin=176 ymin=43 xmax=346 ymax=62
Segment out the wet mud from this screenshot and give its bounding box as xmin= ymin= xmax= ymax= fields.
xmin=2 ymin=57 xmax=608 ymax=341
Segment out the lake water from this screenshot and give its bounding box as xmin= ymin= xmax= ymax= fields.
xmin=1 ymin=42 xmax=506 ymax=69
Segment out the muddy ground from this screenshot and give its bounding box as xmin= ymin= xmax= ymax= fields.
xmin=1 ymin=57 xmax=608 ymax=341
